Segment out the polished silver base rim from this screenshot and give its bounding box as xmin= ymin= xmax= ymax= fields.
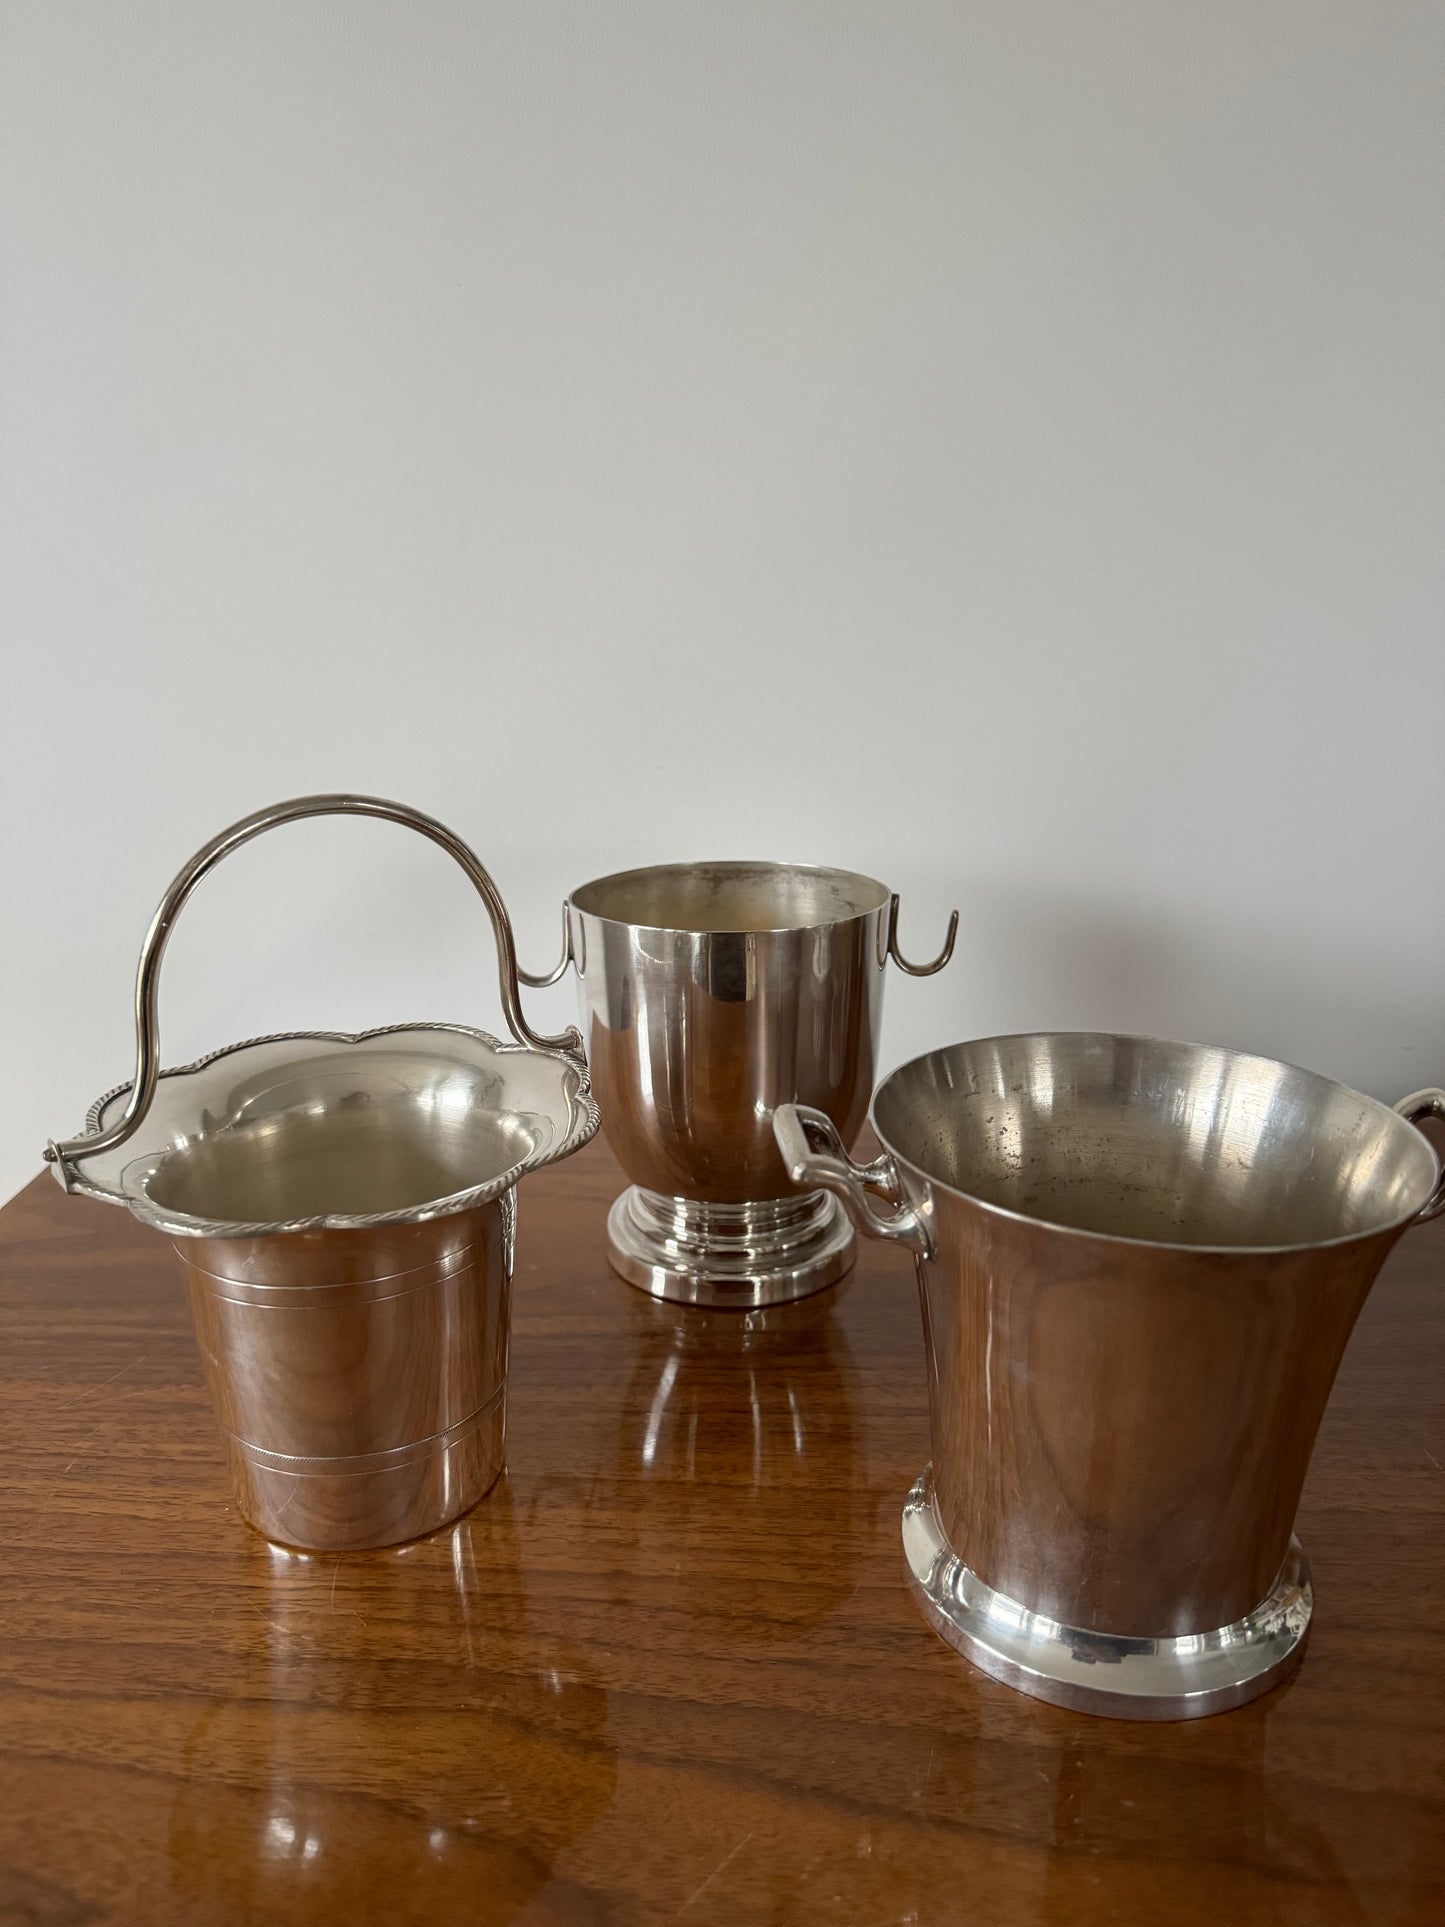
xmin=902 ymin=1467 xmax=1312 ymax=1721
xmin=606 ymin=1185 xmax=854 ymax=1309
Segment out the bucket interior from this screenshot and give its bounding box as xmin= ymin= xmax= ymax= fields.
xmin=572 ymin=861 xmax=889 ymax=933
xmin=875 ymin=1034 xmax=1437 ymax=1248
xmin=139 ymin=1049 xmax=544 ymax=1225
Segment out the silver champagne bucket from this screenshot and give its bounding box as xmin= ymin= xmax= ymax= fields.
xmin=47 ymin=795 xmax=599 ymax=1551
xmin=524 ymin=860 xmax=957 ymax=1308
xmin=776 ymin=1032 xmax=1444 ymax=1719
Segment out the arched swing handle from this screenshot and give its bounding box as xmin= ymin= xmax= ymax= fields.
xmin=46 ymin=793 xmax=584 ymax=1187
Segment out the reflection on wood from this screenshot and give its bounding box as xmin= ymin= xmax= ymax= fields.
xmin=0 ymin=1133 xmax=1441 ymax=1924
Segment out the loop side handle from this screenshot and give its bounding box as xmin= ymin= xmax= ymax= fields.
xmin=773 ymin=1103 xmax=930 ymax=1254
xmin=887 ymin=893 xmax=959 ymax=976
xmin=1394 ymin=1088 xmax=1445 ymax=1223
xmin=47 ymin=793 xmax=584 ymax=1186
xmin=518 ymin=903 xmax=574 ymax=987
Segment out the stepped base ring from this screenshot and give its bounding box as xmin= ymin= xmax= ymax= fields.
xmin=606 ymin=1185 xmax=854 ymax=1309
xmin=902 ymin=1467 xmax=1312 ymax=1721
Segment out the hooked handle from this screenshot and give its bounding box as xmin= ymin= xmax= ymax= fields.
xmin=1394 ymin=1088 xmax=1445 ymax=1223
xmin=518 ymin=903 xmax=574 ymax=987
xmin=47 ymin=793 xmax=585 ymax=1188
xmin=773 ymin=1103 xmax=931 ymax=1254
xmin=887 ymin=894 xmax=959 ymax=976
xmin=521 ymin=890 xmax=957 ymax=979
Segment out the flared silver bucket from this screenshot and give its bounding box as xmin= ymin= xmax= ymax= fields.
xmin=777 ymin=1032 xmax=1444 ymax=1718
xmin=48 ymin=795 xmax=599 ymax=1550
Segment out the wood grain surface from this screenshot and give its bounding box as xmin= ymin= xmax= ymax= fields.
xmin=1 ymin=1134 xmax=1442 ymax=1926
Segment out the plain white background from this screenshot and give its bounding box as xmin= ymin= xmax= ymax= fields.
xmin=2 ymin=0 xmax=1442 ymax=1208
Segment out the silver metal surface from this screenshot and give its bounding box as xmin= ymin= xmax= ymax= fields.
xmin=776 ymin=1033 xmax=1443 ymax=1718
xmin=47 ymin=794 xmax=600 ymax=1550
xmin=773 ymin=1104 xmax=929 ymax=1252
xmin=886 ymin=892 xmax=959 ymax=976
xmin=49 ymin=792 xmax=582 ymax=1187
xmin=606 ymin=1186 xmax=854 ymax=1308
xmin=60 ymin=1022 xmax=596 ymax=1238
xmin=1394 ymin=1088 xmax=1445 ymax=1218
xmin=517 ymin=901 xmax=574 ymax=989
xmin=537 ymin=859 xmax=956 ymax=1308
xmin=182 ymin=1195 xmax=516 ymax=1551
xmin=902 ymin=1467 xmax=1311 ymax=1720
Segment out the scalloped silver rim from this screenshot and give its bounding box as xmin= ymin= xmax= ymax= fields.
xmin=67 ymin=1021 xmax=601 ymax=1240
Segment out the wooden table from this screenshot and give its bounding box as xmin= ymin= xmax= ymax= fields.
xmin=2 ymin=1136 xmax=1442 ymax=1926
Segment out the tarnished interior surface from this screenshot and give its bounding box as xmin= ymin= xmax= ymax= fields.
xmin=875 ymin=1032 xmax=1439 ymax=1248
xmin=571 ymin=860 xmax=890 ymax=933
xmin=74 ymin=1027 xmax=596 ymax=1236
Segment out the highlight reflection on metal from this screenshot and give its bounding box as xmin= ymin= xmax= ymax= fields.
xmin=527 ymin=860 xmax=957 ymax=1308
xmin=777 ymin=1033 xmax=1445 ymax=1718
xmin=903 ymin=1469 xmax=1312 ymax=1719
xmin=47 ymin=794 xmax=600 ymax=1550
xmin=605 ymin=1188 xmax=856 ymax=1310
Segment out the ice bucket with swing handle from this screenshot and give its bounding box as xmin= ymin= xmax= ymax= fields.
xmin=46 ymin=793 xmax=600 ymax=1551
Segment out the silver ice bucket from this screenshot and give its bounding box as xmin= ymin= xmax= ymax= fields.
xmin=47 ymin=795 xmax=599 ymax=1551
xmin=525 ymin=860 xmax=956 ymax=1308
xmin=776 ymin=1032 xmax=1444 ymax=1718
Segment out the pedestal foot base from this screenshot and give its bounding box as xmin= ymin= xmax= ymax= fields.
xmin=901 ymin=1466 xmax=1311 ymax=1720
xmin=606 ymin=1186 xmax=854 ymax=1309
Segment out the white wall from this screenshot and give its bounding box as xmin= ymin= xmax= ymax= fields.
xmin=3 ymin=1 xmax=1442 ymax=1207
